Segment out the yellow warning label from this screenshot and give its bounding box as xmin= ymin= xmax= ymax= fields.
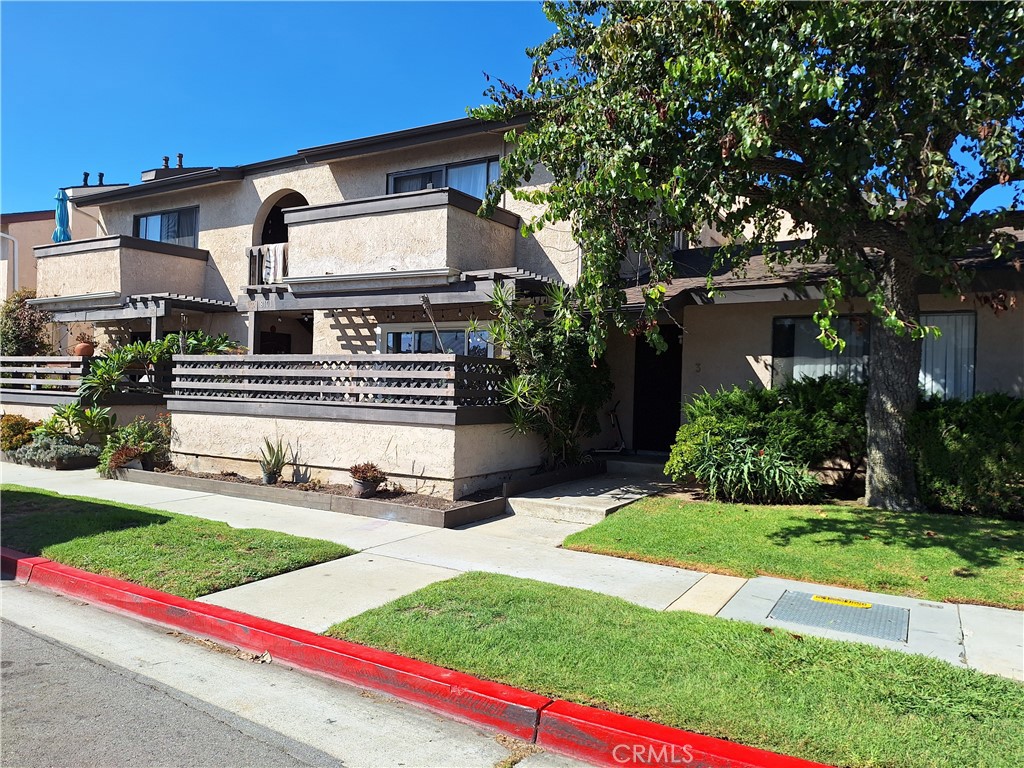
xmin=812 ymin=595 xmax=872 ymax=609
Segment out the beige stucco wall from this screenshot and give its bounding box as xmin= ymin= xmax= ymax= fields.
xmin=328 ymin=134 xmax=579 ymax=283
xmin=677 ymin=291 xmax=1024 ymax=400
xmin=170 ymin=410 xmax=543 ymax=499
xmin=288 ymin=206 xmax=449 ymax=275
xmin=2 ymin=206 xmax=103 ymax=301
xmin=287 ymin=201 xmax=515 ymax=277
xmin=83 ymin=130 xmax=579 ymax=311
xmin=35 ymin=247 xmax=121 ymax=298
xmin=453 ymin=423 xmax=543 ymax=497
xmin=97 ymin=165 xmax=344 ymax=303
xmin=0 ymin=401 xmax=163 ymax=426
xmin=313 ymin=310 xmax=378 ymax=354
xmin=34 ymin=246 xmax=206 ymax=300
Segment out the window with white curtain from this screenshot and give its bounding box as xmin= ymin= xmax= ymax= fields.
xmin=771 ymin=311 xmax=978 ymax=400
xmin=919 ymin=312 xmax=975 ymax=400
xmin=387 ymin=158 xmax=500 ymax=200
xmin=772 ymin=316 xmax=870 ymax=386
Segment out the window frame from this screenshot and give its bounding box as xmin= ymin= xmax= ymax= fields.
xmin=770 ymin=313 xmax=871 ymax=388
xmin=132 ymin=205 xmax=200 ymax=249
xmin=770 ymin=310 xmax=979 ymax=400
xmin=919 ymin=310 xmax=977 ymax=400
xmin=386 ymin=156 xmax=501 ymax=199
xmin=376 ymin=320 xmax=494 ymax=358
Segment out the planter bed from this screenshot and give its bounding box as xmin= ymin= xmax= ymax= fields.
xmin=119 ymin=469 xmax=506 ymax=529
xmin=1 ymin=452 xmax=99 ymax=471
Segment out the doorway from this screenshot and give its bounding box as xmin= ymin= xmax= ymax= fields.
xmin=631 ymin=326 xmax=683 ymax=452
xmin=259 ymin=191 xmax=308 ymax=245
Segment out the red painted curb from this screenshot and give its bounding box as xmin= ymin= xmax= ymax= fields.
xmin=0 ymin=546 xmax=50 ymax=583
xmin=538 ymin=700 xmax=830 ymax=768
xmin=4 ymin=547 xmax=833 ymax=767
xmin=21 ymin=558 xmax=547 ymax=740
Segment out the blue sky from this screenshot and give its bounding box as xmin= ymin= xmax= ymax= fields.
xmin=1 ymin=1 xmax=554 ymax=212
xmin=2 ymin=2 xmax=1018 ymax=215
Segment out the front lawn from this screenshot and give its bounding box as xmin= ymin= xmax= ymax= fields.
xmin=0 ymin=485 xmax=354 ymax=599
xmin=562 ymin=498 xmax=1024 ymax=608
xmin=328 ymin=572 xmax=1024 ymax=768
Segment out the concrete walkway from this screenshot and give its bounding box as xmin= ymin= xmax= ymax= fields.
xmin=3 ymin=463 xmax=1021 ymax=681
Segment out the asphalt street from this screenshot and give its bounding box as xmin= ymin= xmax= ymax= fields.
xmin=0 ymin=579 xmax=586 ymax=768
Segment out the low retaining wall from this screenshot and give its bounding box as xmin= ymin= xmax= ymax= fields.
xmin=120 ymin=469 xmax=506 ymax=528
xmin=170 ymin=411 xmax=542 ymax=500
xmin=1 ymin=397 xmax=165 ymax=426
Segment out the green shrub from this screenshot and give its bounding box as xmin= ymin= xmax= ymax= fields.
xmin=0 ymin=289 xmax=53 ymax=356
xmin=1 ymin=415 xmax=40 ymax=452
xmin=910 ymin=394 xmax=1024 ymax=519
xmin=97 ymin=414 xmax=172 ymax=478
xmin=490 ymin=282 xmax=613 ymax=467
xmin=665 ymin=376 xmax=867 ymax=498
xmin=34 ymin=403 xmax=116 ymax=446
xmin=691 ymin=435 xmax=821 ymax=504
xmin=10 ymin=434 xmax=101 ymax=467
xmin=78 ymin=331 xmax=243 ymax=401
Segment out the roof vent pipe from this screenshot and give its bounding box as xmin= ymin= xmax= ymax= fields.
xmin=162 ymin=156 xmax=170 ymax=169
xmin=177 ymin=153 xmax=184 ymax=168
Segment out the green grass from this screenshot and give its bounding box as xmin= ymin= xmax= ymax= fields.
xmin=1 ymin=484 xmax=354 ymax=599
xmin=562 ymin=498 xmax=1024 ymax=609
xmin=329 ymin=572 xmax=1024 ymax=768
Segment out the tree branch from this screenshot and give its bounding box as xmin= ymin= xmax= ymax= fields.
xmin=952 ymin=170 xmax=1024 ymax=222
xmin=750 ymin=156 xmax=805 ymax=178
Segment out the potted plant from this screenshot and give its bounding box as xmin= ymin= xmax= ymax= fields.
xmin=73 ymin=330 xmax=96 ymax=357
xmin=258 ymin=437 xmax=289 ymax=484
xmin=350 ymin=462 xmax=387 ymax=498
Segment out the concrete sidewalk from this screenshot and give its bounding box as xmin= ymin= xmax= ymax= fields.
xmin=3 ymin=463 xmax=1021 ymax=681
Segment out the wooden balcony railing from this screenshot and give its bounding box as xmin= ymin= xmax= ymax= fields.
xmin=246 ymin=244 xmax=289 ymax=285
xmin=0 ymin=356 xmax=90 ymax=394
xmin=170 ymin=354 xmax=514 ymax=409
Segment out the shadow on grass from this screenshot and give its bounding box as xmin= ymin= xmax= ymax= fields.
xmin=767 ymin=508 xmax=1024 ymax=570
xmin=1 ymin=488 xmax=172 ymax=556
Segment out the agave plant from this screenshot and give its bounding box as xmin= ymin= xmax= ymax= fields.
xmin=258 ymin=437 xmax=290 ymax=482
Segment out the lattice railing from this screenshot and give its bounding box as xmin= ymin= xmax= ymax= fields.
xmin=0 ymin=356 xmax=90 ymax=393
xmin=170 ymin=354 xmax=513 ymax=408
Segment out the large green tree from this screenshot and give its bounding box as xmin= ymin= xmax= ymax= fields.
xmin=475 ymin=0 xmax=1024 ymax=511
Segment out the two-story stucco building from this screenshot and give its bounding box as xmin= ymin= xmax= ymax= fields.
xmin=19 ymin=117 xmax=1024 ymax=497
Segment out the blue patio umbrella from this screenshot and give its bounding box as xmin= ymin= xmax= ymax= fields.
xmin=52 ymin=189 xmax=72 ymax=243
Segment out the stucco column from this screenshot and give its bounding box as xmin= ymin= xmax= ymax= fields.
xmin=246 ymin=310 xmax=258 ymax=353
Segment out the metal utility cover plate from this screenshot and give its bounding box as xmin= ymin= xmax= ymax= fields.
xmin=768 ymin=590 xmax=910 ymax=642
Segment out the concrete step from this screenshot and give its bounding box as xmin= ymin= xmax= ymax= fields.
xmin=604 ymin=455 xmax=669 ymax=480
xmin=506 ymin=475 xmax=670 ymax=525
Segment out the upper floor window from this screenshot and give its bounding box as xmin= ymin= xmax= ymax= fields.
xmin=387 ymin=158 xmax=501 ymax=200
xmin=134 ymin=206 xmax=198 ymax=248
xmin=771 ymin=311 xmax=976 ymax=400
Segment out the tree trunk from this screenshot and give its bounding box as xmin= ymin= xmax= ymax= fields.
xmin=865 ymin=258 xmax=922 ymax=511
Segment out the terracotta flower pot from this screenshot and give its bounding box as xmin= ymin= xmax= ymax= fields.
xmin=73 ymin=342 xmax=95 ymax=357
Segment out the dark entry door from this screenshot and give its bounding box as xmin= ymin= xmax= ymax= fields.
xmin=632 ymin=326 xmax=682 ymax=452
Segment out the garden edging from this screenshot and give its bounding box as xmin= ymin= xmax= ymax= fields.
xmin=118 ymin=468 xmax=507 ymax=528
xmin=1 ymin=546 xmax=829 ymax=768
